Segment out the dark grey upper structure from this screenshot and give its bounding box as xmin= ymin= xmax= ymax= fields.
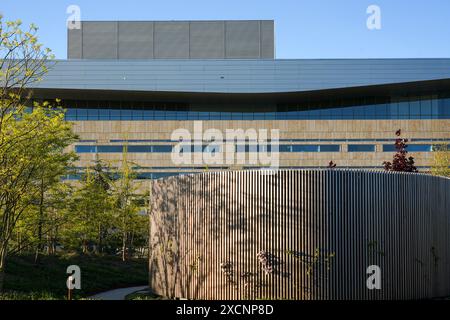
xmin=68 ymin=20 xmax=275 ymax=59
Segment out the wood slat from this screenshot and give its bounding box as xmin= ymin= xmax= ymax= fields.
xmin=149 ymin=170 xmax=450 ymax=300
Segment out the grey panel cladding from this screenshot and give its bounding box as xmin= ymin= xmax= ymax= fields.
xmin=118 ymin=22 xmax=154 ymax=59
xmin=67 ymin=27 xmax=82 ymax=59
xmin=225 ymin=21 xmax=261 ymax=58
xmin=189 ymin=21 xmax=225 ymax=59
xmin=82 ymin=22 xmax=118 ymax=59
xmin=36 ymin=59 xmax=450 ymax=93
xmin=260 ymin=21 xmax=275 ymax=58
xmin=154 ymin=22 xmax=190 ymax=59
xmin=67 ymin=20 xmax=275 ymax=59
xmin=154 ymin=22 xmax=189 ymax=59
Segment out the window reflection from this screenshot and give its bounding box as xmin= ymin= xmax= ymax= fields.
xmin=348 ymin=145 xmax=376 ymax=152
xmin=62 ymin=96 xmax=450 ymax=121
xmin=75 ymin=144 xmax=342 ymax=153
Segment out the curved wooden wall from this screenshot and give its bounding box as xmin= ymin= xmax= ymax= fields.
xmin=149 ymin=170 xmax=450 ymax=300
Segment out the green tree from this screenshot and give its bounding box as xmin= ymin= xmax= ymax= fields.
xmin=0 ymin=16 xmax=77 ymax=291
xmin=66 ymin=162 xmax=113 ymax=254
xmin=11 ymin=180 xmax=74 ymax=258
xmin=431 ymin=143 xmax=450 ymax=177
xmin=112 ymin=146 xmax=146 ymax=262
xmin=33 ymin=154 xmax=79 ymax=263
xmin=0 ymin=101 xmax=77 ymax=290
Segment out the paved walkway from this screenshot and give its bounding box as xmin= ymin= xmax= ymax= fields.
xmin=90 ymin=285 xmax=149 ymax=300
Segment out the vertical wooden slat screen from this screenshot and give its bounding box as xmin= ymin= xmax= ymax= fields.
xmin=149 ymin=170 xmax=450 ymax=300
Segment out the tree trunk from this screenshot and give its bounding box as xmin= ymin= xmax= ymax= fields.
xmin=128 ymin=232 xmax=134 ymax=260
xmin=34 ymin=177 xmax=45 ymax=264
xmin=82 ymin=239 xmax=88 ymax=254
xmin=0 ymin=242 xmax=8 ymax=293
xmin=47 ymin=212 xmax=55 ymax=255
xmin=122 ymin=231 xmax=127 ymax=262
xmin=97 ymin=224 xmax=102 ymax=255
xmin=148 ymin=213 xmax=153 ymax=290
xmin=52 ymin=223 xmax=59 ymax=255
xmin=0 ymin=267 xmax=5 ymax=293
xmin=16 ymin=232 xmax=21 ymax=254
xmin=34 ymin=248 xmax=40 ymax=265
xmin=46 ymin=234 xmax=50 ymax=255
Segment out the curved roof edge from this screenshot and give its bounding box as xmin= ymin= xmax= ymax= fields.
xmin=33 ymin=58 xmax=450 ymax=94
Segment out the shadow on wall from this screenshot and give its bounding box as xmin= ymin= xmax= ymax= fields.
xmin=149 ymin=170 xmax=450 ymax=300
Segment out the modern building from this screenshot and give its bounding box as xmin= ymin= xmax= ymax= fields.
xmin=29 ymin=20 xmax=450 ymax=180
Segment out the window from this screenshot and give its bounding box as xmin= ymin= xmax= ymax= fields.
xmin=439 ymin=98 xmax=450 ymax=117
xmin=99 ymin=109 xmax=110 ymax=120
xmin=110 ymin=109 xmax=121 ymax=120
xmin=136 ymin=172 xmax=154 ymax=180
xmin=389 ymin=101 xmax=399 ymax=119
xmin=278 ymin=145 xmax=340 ymax=152
xmin=62 ymin=174 xmax=82 ymax=180
xmin=348 ymin=145 xmax=376 ymax=152
xmin=120 ymin=109 xmax=133 ymax=120
xmin=87 ymin=109 xmax=99 ymax=120
xmin=397 ymin=100 xmax=410 ymax=119
xmin=431 ymin=144 xmax=450 ymax=151
xmin=65 ymin=109 xmax=77 ymax=121
xmin=128 ymin=145 xmax=153 ymax=153
xmin=142 ymin=110 xmax=154 ymax=120
xmin=153 ymin=145 xmax=173 ymax=153
xmin=383 ymin=144 xmax=432 ymax=152
xmin=409 ymin=100 xmax=421 ymax=119
xmin=97 ymin=145 xmax=123 ymax=153
xmin=61 ymin=95 xmax=450 ymax=121
xmin=76 ymin=109 xmax=88 ymax=120
xmin=75 ymin=145 xmax=97 ymax=153
xmin=75 ymin=145 xmax=174 ymax=153
xmin=203 ymin=145 xmax=221 ymax=153
xmin=135 ymin=172 xmax=192 ymax=180
xmin=293 ymin=145 xmax=318 ymax=152
xmin=408 ymin=145 xmax=432 ymax=152
xmin=235 ymin=144 xmax=261 ymax=153
xmin=356 ymin=105 xmax=371 ymax=119
xmin=420 ymin=99 xmax=432 ymax=117
xmin=344 ymin=107 xmax=355 ymax=119
xmin=318 ymin=145 xmax=340 ymax=152
xmin=150 ymin=172 xmax=183 ymax=179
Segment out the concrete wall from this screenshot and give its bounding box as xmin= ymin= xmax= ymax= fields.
xmin=71 ymin=119 xmax=450 ymax=171
xmin=149 ymin=170 xmax=450 ymax=300
xmin=67 ymin=21 xmax=275 ymax=59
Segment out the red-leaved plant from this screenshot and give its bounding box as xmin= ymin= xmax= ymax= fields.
xmin=327 ymin=161 xmax=337 ymax=169
xmin=382 ymin=129 xmax=418 ymax=172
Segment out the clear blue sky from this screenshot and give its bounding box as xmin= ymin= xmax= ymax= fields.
xmin=1 ymin=0 xmax=450 ymax=59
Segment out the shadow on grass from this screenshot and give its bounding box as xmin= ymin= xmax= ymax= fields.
xmin=2 ymin=252 xmax=148 ymax=300
xmin=125 ymin=290 xmax=166 ymax=300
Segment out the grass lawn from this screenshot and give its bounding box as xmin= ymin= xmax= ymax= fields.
xmin=1 ymin=253 xmax=148 ymax=300
xmin=125 ymin=291 xmax=165 ymax=300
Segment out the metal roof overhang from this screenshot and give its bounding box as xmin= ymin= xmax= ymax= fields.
xmin=28 ymin=78 xmax=450 ymax=106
